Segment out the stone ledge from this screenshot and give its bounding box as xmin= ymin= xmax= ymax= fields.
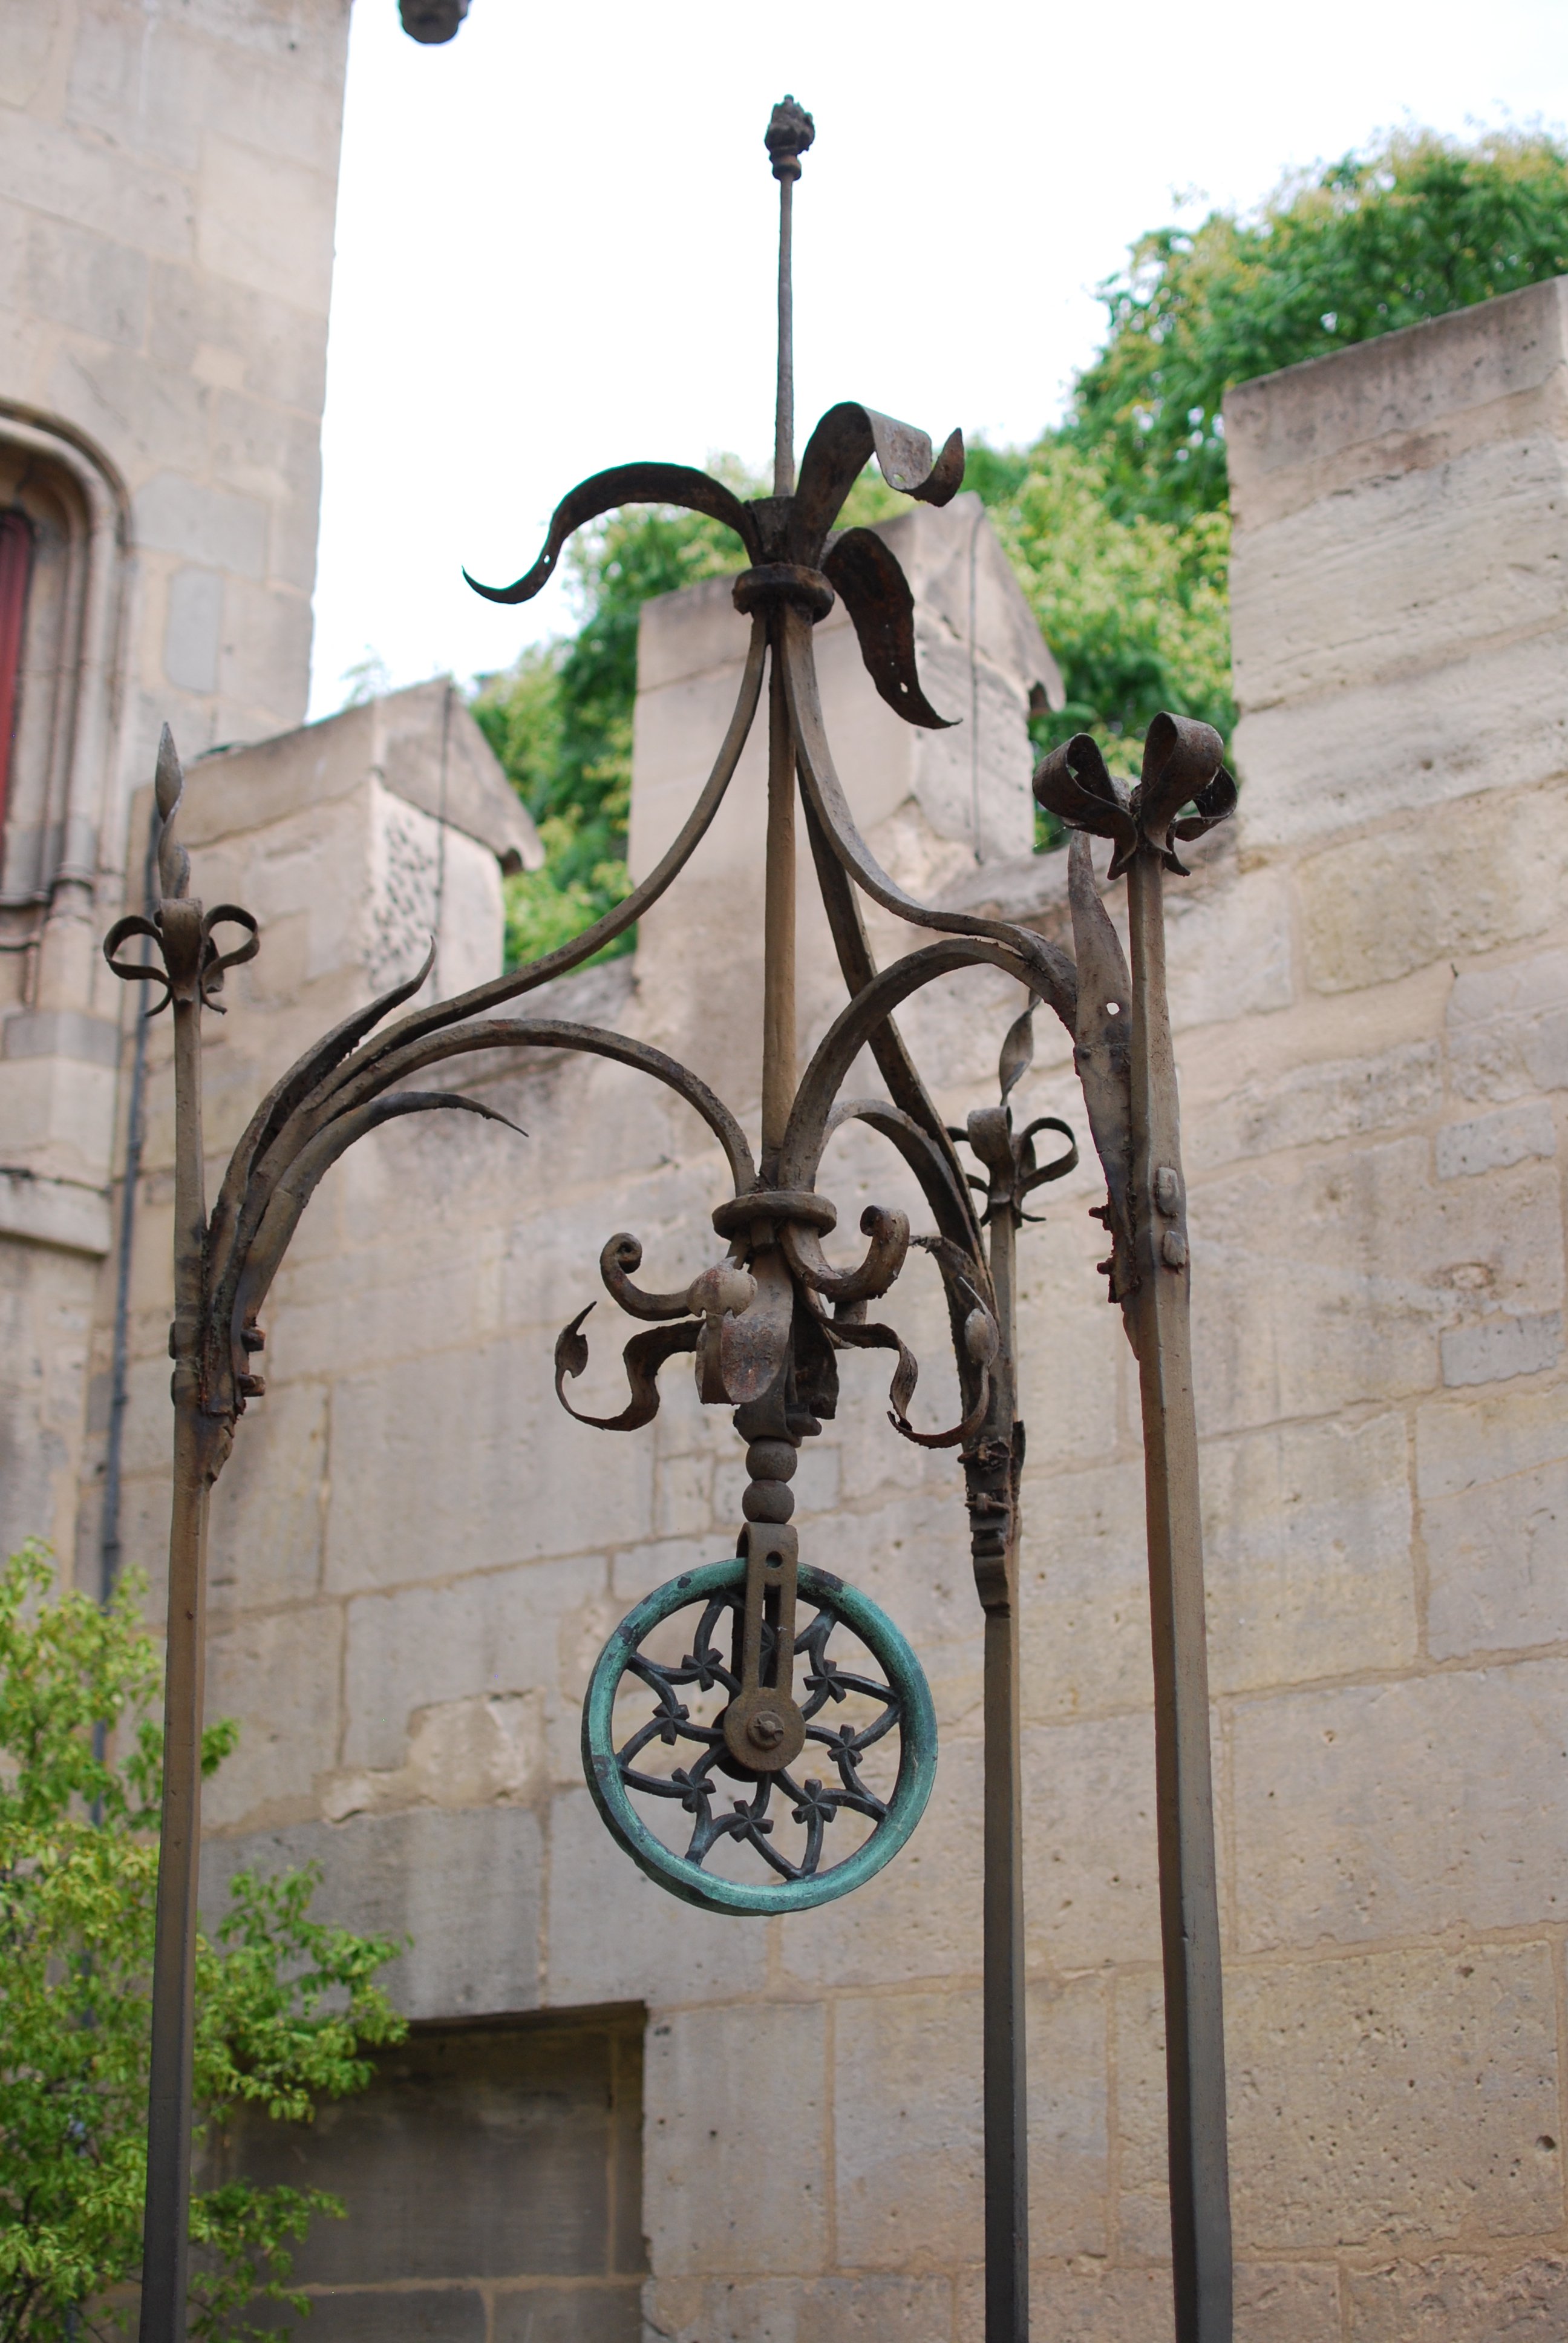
xmin=139 ymin=680 xmax=543 ymax=876
xmin=0 ymin=1167 xmax=111 ymax=1254
xmin=1 ymin=1008 xmax=121 ymax=1067
xmin=1224 ymin=275 xmax=1568 ymax=527
xmin=1442 ymin=1311 xmax=1562 ymax=1389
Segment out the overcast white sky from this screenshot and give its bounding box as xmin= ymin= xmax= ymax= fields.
xmin=306 ymin=0 xmax=1568 ymax=719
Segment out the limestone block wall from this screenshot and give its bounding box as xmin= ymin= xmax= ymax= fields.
xmin=213 ymin=2010 xmax=647 ymax=2338
xmin=1 ymin=0 xmax=353 ymax=1559
xmin=2 ymin=0 xmax=351 ymax=764
xmin=97 ymin=280 xmax=1568 ymax=2342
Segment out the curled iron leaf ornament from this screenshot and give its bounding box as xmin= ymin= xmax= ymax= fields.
xmin=823 ymin=526 xmax=956 ymax=728
xmin=465 ymin=463 xmax=761 ymax=606
xmin=103 ymin=732 xmax=260 ymax=1016
xmin=554 ymin=1308 xmax=701 ymax=1433
xmin=1033 ymin=713 xmax=1237 ymax=882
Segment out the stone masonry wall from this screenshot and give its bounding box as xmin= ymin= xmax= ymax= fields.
xmin=96 ymin=285 xmax=1568 ymax=2341
xmin=1 ymin=0 xmax=353 ymax=1564
xmin=213 ymin=2011 xmax=647 ymax=2339
xmin=3 ymin=0 xmax=351 ymax=765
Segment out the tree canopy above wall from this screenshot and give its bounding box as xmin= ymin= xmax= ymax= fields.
xmin=471 ymin=125 xmax=1568 ymax=964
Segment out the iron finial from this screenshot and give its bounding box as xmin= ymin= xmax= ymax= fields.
xmin=765 ymin=94 xmax=815 ymax=181
xmin=154 ymin=724 xmax=190 ymax=903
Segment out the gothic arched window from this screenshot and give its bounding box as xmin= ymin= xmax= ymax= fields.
xmin=0 ymin=511 xmax=30 ymax=839
xmin=0 ymin=416 xmax=126 ymax=955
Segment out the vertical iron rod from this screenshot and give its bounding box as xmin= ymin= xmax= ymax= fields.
xmin=982 ymin=1202 xmax=1028 ymax=2343
xmin=1125 ymin=850 xmax=1232 ymax=2343
xmin=774 ymin=170 xmax=794 ymax=497
xmin=139 ymin=965 xmax=213 ymax=2343
xmin=760 ymin=637 xmax=797 ymax=1171
xmin=982 ymin=1608 xmax=1027 ymax=2341
xmin=761 ymin=96 xmax=809 ymax=1172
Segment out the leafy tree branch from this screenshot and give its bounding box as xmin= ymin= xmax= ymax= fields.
xmin=472 ymin=126 xmax=1568 ymax=925
xmin=0 ymin=1547 xmax=405 ymax=2341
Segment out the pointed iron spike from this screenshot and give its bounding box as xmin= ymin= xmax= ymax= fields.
xmin=154 ymin=723 xmax=192 ymax=903
xmin=154 ymin=724 xmax=183 ymax=820
xmin=998 ymin=995 xmax=1037 ymax=1101
xmin=439 ymin=1093 xmax=528 ymax=1139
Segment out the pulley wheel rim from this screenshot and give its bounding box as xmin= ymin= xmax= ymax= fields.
xmin=581 ymin=1556 xmax=938 ymax=1915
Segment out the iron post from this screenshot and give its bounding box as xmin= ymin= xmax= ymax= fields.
xmin=1125 ymin=847 xmax=1233 ymax=2342
xmin=1037 ymin=715 xmax=1240 ymax=2343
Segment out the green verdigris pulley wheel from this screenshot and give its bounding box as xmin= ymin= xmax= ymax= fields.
xmin=582 ymin=1556 xmax=938 ymax=1915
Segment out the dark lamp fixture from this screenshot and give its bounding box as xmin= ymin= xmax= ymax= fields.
xmin=398 ymin=0 xmax=469 ymax=41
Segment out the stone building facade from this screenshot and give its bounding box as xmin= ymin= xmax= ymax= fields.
xmin=4 ymin=8 xmax=1568 ymax=2341
xmin=1 ymin=0 xmax=354 ymax=1561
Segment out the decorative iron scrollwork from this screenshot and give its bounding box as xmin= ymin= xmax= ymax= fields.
xmin=110 ymin=93 xmax=1242 ymax=2343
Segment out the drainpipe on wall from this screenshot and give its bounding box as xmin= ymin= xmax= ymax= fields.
xmin=98 ymin=798 xmax=158 ymax=1610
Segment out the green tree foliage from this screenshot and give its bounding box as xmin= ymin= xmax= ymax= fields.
xmin=0 ymin=1545 xmax=405 ymax=2341
xmin=979 ymin=439 xmax=1233 ymax=785
xmin=944 ymin=432 xmax=1232 ymax=785
xmin=998 ymin=125 xmax=1568 ymax=799
xmin=474 ymin=126 xmax=1568 ymax=892
xmin=1069 ymin=128 xmax=1568 ymax=526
